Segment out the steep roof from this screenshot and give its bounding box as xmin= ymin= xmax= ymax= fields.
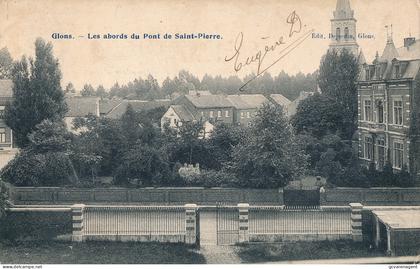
xmin=0 ymin=79 xmax=13 ymax=98
xmin=171 ymin=105 xmax=195 ymax=121
xmin=333 ymin=0 xmax=354 ymax=19
xmin=99 ymin=98 xmax=122 ymax=114
xmin=65 ymin=97 xmax=99 ymax=117
xmin=106 ymin=99 xmax=171 ymax=119
xmin=185 ymin=94 xmax=233 ymax=108
xmin=269 ymin=94 xmax=291 ymax=107
xmin=380 ymin=39 xmax=399 ymax=62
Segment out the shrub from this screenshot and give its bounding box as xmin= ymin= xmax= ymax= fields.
xmin=1 ymin=151 xmax=77 ymax=186
xmin=185 ymin=169 xmax=239 ymax=188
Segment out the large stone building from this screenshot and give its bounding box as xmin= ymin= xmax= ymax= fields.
xmin=357 ymin=35 xmax=420 ymax=175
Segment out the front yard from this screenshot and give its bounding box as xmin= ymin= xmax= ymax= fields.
xmin=0 ymin=241 xmax=205 ymax=264
xmin=235 ymin=240 xmax=386 ymax=263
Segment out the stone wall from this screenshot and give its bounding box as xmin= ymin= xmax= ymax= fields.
xmin=9 ymin=187 xmax=283 ymax=205
xmin=321 ymin=187 xmax=420 ymax=206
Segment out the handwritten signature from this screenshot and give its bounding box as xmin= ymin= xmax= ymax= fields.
xmin=224 ymin=11 xmax=314 ymax=91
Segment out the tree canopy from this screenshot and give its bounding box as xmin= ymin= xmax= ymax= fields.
xmin=5 ymin=38 xmax=67 ymax=147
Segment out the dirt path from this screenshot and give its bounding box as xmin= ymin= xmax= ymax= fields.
xmin=199 ymin=245 xmax=242 ymax=264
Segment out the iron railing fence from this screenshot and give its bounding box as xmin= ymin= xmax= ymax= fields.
xmin=83 ymin=206 xmax=186 ymax=236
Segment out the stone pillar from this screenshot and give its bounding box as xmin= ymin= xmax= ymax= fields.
xmin=238 ymin=203 xmax=249 ymax=243
xmin=374 ymin=214 xmax=380 ymax=248
xmin=71 ymin=204 xmax=85 ymax=242
xmin=185 ymin=204 xmax=198 ymax=245
xmin=350 ymin=203 xmax=363 ymax=242
xmin=386 ymin=226 xmax=394 ymax=256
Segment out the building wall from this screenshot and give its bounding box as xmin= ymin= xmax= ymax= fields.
xmin=357 ymin=81 xmax=413 ymax=171
xmin=195 ymin=107 xmax=234 ymax=124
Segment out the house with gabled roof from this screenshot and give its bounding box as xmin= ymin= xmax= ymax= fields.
xmin=161 ymin=93 xmax=273 ymax=136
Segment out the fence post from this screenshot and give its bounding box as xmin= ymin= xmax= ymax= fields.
xmin=238 ymin=203 xmax=249 ymax=243
xmin=350 ymin=203 xmax=363 ymax=242
xmin=184 ymin=204 xmax=198 ymax=245
xmin=71 ymin=204 xmax=85 ymax=242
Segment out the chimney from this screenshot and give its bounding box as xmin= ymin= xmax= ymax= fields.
xmin=404 ymin=37 xmax=416 ymax=48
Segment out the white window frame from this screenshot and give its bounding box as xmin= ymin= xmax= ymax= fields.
xmin=225 ymin=110 xmax=229 ymax=117
xmin=393 ymin=141 xmax=404 ymax=169
xmin=0 ymin=128 xmax=6 ymax=143
xmin=364 ymin=137 xmax=373 ymax=160
xmin=393 ymin=99 xmax=403 ymax=125
xmin=246 ymin=111 xmax=251 ymax=118
xmin=364 ymin=99 xmax=372 ymax=122
xmin=209 ymin=111 xmax=214 ymax=118
xmin=217 ymin=110 xmax=222 ymax=118
xmin=240 ymin=112 xmax=244 ymax=118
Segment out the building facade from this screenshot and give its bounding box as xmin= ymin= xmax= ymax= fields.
xmin=357 ymin=36 xmax=420 ymax=176
xmin=161 ymin=94 xmax=273 ymax=137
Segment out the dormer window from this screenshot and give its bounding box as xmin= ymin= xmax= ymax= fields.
xmin=365 ymin=67 xmax=370 ymax=80
xmin=395 ymin=64 xmax=400 ymax=79
xmin=375 ymin=65 xmax=381 ymax=79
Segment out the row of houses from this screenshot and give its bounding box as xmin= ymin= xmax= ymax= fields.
xmin=0 ymin=78 xmax=312 ymax=149
xmin=160 ymin=92 xmax=312 ymax=137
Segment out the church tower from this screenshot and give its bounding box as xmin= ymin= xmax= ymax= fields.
xmin=329 ymin=0 xmax=359 ymax=55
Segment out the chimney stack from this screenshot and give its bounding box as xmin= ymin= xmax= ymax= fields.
xmin=404 ymin=37 xmax=416 ymax=48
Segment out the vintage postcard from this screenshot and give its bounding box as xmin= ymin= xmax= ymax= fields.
xmin=0 ymin=0 xmax=419 ymax=267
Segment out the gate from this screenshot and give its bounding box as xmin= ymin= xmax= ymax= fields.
xmin=216 ymin=204 xmax=239 ymax=245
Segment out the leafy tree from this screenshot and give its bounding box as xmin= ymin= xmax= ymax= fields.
xmin=4 ymin=38 xmax=67 ymax=147
xmin=64 ymin=82 xmax=76 ymax=94
xmin=292 ymin=93 xmax=344 ymax=138
xmin=0 ymin=47 xmax=13 ymax=79
xmin=230 ymin=103 xmax=308 ymax=188
xmin=72 ymin=115 xmax=125 ymax=176
xmin=318 ymin=49 xmax=359 ymax=139
xmin=80 ymin=84 xmax=95 ymax=96
xmin=27 ymin=120 xmax=71 ymax=153
xmin=1 ymin=119 xmax=78 ymax=186
xmin=96 ymin=85 xmax=107 ymax=98
xmin=114 ymin=144 xmax=171 ymax=186
xmin=120 ymin=104 xmax=141 ymax=145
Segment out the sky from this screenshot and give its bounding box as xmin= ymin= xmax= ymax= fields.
xmin=0 ymin=0 xmax=419 ymax=90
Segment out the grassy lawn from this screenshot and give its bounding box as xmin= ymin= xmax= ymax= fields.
xmin=236 ymin=240 xmax=385 ymax=263
xmin=0 ymin=241 xmax=205 ymax=264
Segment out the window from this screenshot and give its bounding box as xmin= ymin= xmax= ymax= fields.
xmin=201 ymin=111 xmax=204 ymax=117
xmin=173 ymin=118 xmax=178 ymax=125
xmin=377 ymin=139 xmax=386 ymax=169
xmin=336 ymin=27 xmax=341 ymax=40
xmin=377 ymin=100 xmax=384 ymax=123
xmin=209 ymin=111 xmax=214 ymax=118
xmin=393 ymin=141 xmax=404 ymax=169
xmin=344 ymin=27 xmax=349 ymax=39
xmin=395 ymin=65 xmax=400 ymax=78
xmin=364 ymin=137 xmax=373 ymax=160
xmin=217 ymin=110 xmax=222 ymax=118
xmin=240 ymin=112 xmax=244 ymax=118
xmin=246 ymin=111 xmax=250 ymax=118
xmin=375 ymin=65 xmax=381 ymax=79
xmin=0 ymin=106 xmax=4 ymax=119
xmin=0 ymin=128 xmax=5 ymax=143
xmin=225 ymin=110 xmax=229 ymax=117
xmin=364 ymin=100 xmax=372 ymax=121
xmin=393 ymin=100 xmax=403 ymax=125
xmin=366 ymin=67 xmax=370 ymax=80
